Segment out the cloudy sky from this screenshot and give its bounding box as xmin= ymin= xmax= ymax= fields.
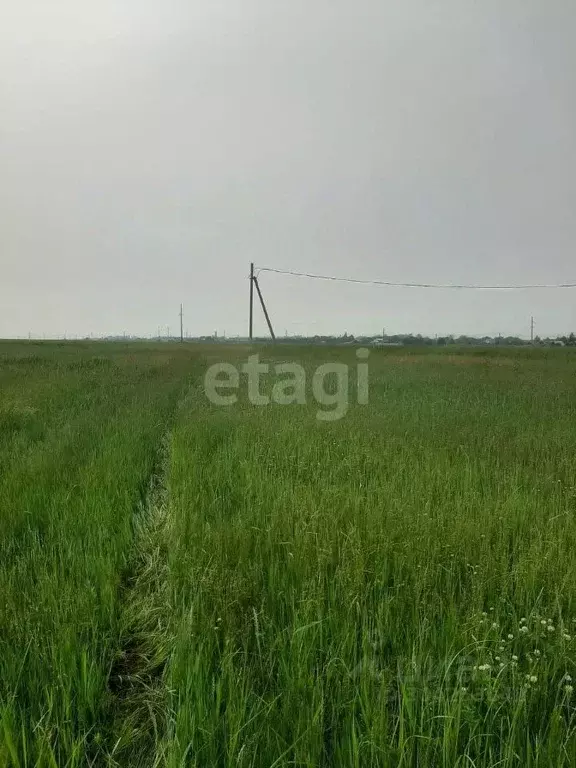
xmin=1 ymin=0 xmax=575 ymax=339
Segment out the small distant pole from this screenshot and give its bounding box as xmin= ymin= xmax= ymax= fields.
xmin=249 ymin=262 xmax=254 ymax=340
xmin=531 ymin=316 xmax=535 ymax=343
xmin=180 ymin=304 xmax=184 ymax=343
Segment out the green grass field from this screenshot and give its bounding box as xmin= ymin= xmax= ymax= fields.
xmin=1 ymin=340 xmax=576 ymax=767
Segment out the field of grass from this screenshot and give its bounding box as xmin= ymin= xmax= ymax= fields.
xmin=1 ymin=340 xmax=576 ymax=767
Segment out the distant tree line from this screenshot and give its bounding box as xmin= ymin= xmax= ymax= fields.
xmin=176 ymin=331 xmax=576 ymax=347
xmin=268 ymin=332 xmax=576 ymax=347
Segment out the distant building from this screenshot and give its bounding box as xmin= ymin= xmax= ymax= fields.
xmin=371 ymin=339 xmax=403 ymax=347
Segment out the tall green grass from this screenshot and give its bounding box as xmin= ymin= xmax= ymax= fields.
xmin=2 ymin=342 xmax=576 ymax=766
xmin=0 ymin=342 xmax=199 ymax=766
xmin=143 ymin=347 xmax=576 ymax=766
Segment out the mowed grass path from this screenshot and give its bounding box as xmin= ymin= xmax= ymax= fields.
xmin=1 ymin=342 xmax=576 ymax=766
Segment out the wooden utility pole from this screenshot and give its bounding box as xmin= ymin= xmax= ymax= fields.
xmin=248 ymin=262 xmax=275 ymax=340
xmin=180 ymin=304 xmax=184 ymax=343
xmin=531 ymin=316 xmax=535 ymax=343
xmin=249 ymin=262 xmax=254 ymax=340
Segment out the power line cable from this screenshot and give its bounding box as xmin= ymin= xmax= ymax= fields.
xmin=256 ymin=266 xmax=576 ymax=290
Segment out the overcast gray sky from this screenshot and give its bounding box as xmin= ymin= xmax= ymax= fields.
xmin=1 ymin=0 xmax=575 ymax=339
